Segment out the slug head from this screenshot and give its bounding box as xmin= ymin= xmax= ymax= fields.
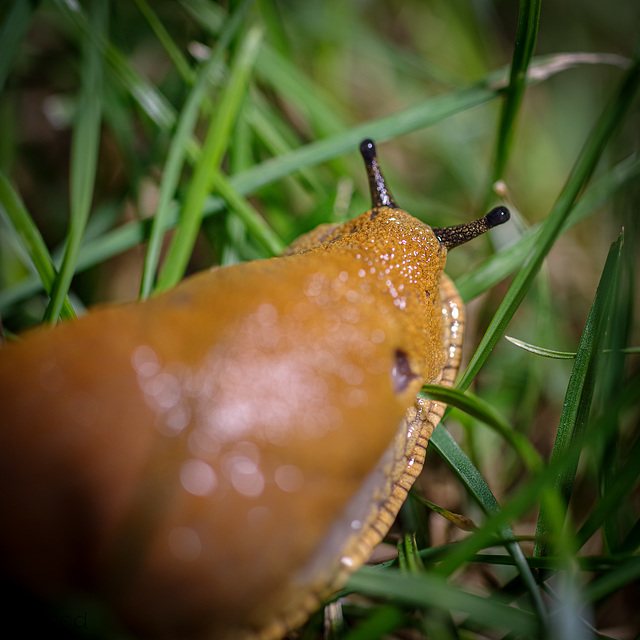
xmin=285 ymin=140 xmax=511 ymax=397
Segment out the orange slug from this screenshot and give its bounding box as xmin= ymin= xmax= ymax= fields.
xmin=0 ymin=139 xmax=509 ymax=639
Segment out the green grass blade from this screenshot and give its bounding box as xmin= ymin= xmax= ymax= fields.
xmin=246 ymin=91 xmax=323 ymax=193
xmin=156 ymin=25 xmax=262 ymax=291
xmin=596 ymin=221 xmax=636 ymax=555
xmin=430 ymin=380 xmax=630 ymax=585
xmin=104 ymin=40 xmax=176 ymax=132
xmin=432 ymin=448 xmax=567 ymax=578
xmin=421 ymin=385 xmax=542 ymax=472
xmin=43 ymin=1 xmax=107 ymax=323
xmin=133 ymin=0 xmax=195 ymax=84
xmin=582 ymin=555 xmax=640 ymax=603
xmin=505 ymin=336 xmax=576 ymax=359
xmin=491 ymin=554 xmax=640 ymax=573
xmin=341 ymin=605 xmax=404 ymax=640
xmin=348 ymin=566 xmax=538 ymax=637
xmin=54 ymin=0 xmax=177 ymax=131
xmin=429 ymin=426 xmax=547 ymax=626
xmin=620 ymin=512 xmax=640 ymax=554
xmin=576 ymin=430 xmax=640 ymax=549
xmin=212 ymin=173 xmax=285 ymax=256
xmin=534 ymin=234 xmax=623 ymax=558
xmin=139 ymin=0 xmax=255 ymax=298
xmin=430 ymin=426 xmax=508 ymax=521
xmin=506 ymin=335 xmax=639 ymax=359
xmin=490 ymin=0 xmax=541 ymax=185
xmin=456 ymin=54 xmax=640 ymax=391
xmin=254 ymin=43 xmax=347 ymax=137
xmin=179 ymin=0 xmax=225 ymax=31
xmin=0 ymin=171 xmax=75 ymax=320
xmin=185 ymin=0 xmax=348 ymax=138
xmin=397 ymin=533 xmax=425 ymax=573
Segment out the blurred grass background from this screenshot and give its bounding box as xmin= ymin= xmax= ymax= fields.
xmin=0 ymin=0 xmax=639 ymax=638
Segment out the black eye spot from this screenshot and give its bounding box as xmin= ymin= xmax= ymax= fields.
xmin=391 ymin=349 xmax=418 ymax=394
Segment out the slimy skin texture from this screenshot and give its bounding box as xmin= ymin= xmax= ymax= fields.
xmin=0 ymin=141 xmax=508 ymax=639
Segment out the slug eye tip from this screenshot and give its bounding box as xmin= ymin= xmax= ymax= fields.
xmin=485 ymin=206 xmax=510 ymax=229
xmin=432 ymin=204 xmax=511 ymax=250
xmin=359 ymin=139 xmax=376 ymax=161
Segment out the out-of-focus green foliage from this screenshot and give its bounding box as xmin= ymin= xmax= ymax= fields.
xmin=0 ymin=0 xmax=638 ymax=638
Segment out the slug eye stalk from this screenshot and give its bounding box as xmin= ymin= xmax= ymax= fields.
xmin=432 ymin=206 xmax=510 ymax=249
xmin=360 ymin=139 xmax=397 ymax=209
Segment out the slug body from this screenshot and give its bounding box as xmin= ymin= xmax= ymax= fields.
xmin=0 ymin=141 xmax=508 ymax=639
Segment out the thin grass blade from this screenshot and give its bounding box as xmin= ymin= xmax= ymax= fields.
xmin=43 ymin=1 xmax=107 ymax=323
xmin=534 ymin=234 xmax=624 ymax=558
xmin=430 ymin=426 xmax=547 ymax=627
xmin=576 ymin=431 xmax=640 ymax=549
xmin=490 ymin=0 xmax=541 ymax=186
xmin=133 ymin=0 xmax=195 ymax=85
xmin=596 ymin=217 xmax=636 ymax=554
xmin=421 ymin=385 xmax=542 ymax=472
xmin=212 ymin=173 xmax=285 ymax=256
xmin=156 ymin=26 xmax=262 ymax=291
xmin=348 ymin=566 xmax=538 ymax=636
xmin=139 ymin=0 xmax=255 ymax=298
xmin=0 ymin=172 xmax=75 ymax=320
xmin=582 ymin=555 xmax=640 ymax=604
xmin=505 ymin=336 xmax=576 ymax=359
xmin=54 ymin=0 xmax=177 ymax=131
xmin=341 ymin=605 xmax=404 ymax=640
